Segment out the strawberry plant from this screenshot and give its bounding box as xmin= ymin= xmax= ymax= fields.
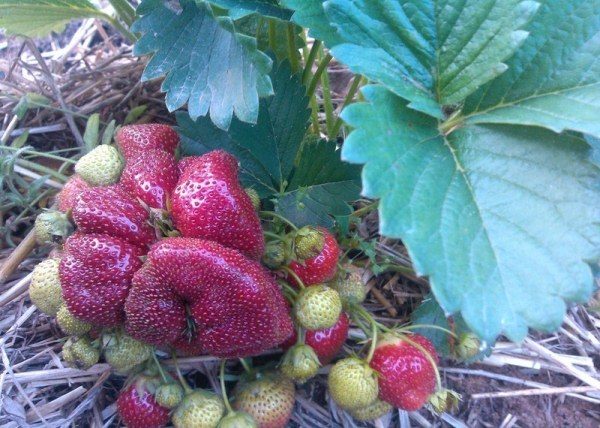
xmin=2 ymin=0 xmax=600 ymax=424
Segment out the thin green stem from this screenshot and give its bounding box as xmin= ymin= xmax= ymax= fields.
xmin=220 ymin=359 xmax=234 ymax=413
xmin=295 ymin=326 xmax=305 ymax=345
xmin=401 ymin=324 xmax=458 ymax=339
xmin=152 ymin=352 xmax=169 ymax=384
xmin=351 ymin=201 xmax=379 ymax=218
xmin=1 ymin=115 xmax=19 ymax=145
xmin=399 ymin=334 xmax=442 ymax=390
xmin=2 ymin=145 xmax=77 ymax=163
xmin=259 ymin=211 xmax=298 ymax=231
xmin=172 ymin=351 xmax=192 ymax=394
xmin=104 ymin=16 xmax=136 ymax=43
xmin=302 ymin=40 xmax=321 ymax=85
xmin=264 ymin=231 xmax=285 ymax=241
xmin=309 ymin=94 xmax=321 ymax=134
xmin=319 ymin=49 xmax=335 ymax=137
xmin=238 ymin=358 xmax=253 ymax=374
xmin=330 ymin=75 xmax=364 ymax=137
xmin=366 ymin=316 xmax=378 ymax=363
xmin=286 ymin=23 xmax=299 ymax=72
xmin=281 ymin=266 xmax=306 ymax=289
xmin=306 ymin=54 xmax=333 ymax=100
xmin=278 ymin=280 xmax=299 ymax=298
xmin=15 ymin=159 xmax=68 ymax=182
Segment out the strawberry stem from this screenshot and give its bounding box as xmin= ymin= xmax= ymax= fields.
xmin=172 ymin=351 xmax=193 ymax=394
xmin=281 ymin=266 xmax=306 ymax=289
xmin=401 ymin=323 xmax=459 ymax=339
xmin=263 ymin=230 xmax=285 ymax=241
xmin=278 ymin=280 xmax=299 ymax=298
xmin=151 ymin=352 xmax=169 ymax=384
xmin=220 ymin=359 xmax=234 ymax=414
xmin=259 ymin=211 xmax=298 ymax=231
xmin=238 ymin=358 xmax=253 ymax=374
xmin=397 ymin=334 xmax=443 ymax=391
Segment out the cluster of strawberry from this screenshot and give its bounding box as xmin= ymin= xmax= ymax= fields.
xmin=31 ymin=124 xmax=461 ymax=428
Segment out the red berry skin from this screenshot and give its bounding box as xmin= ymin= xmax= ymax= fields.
xmin=125 ymin=237 xmax=293 ymax=358
xmin=288 ymin=228 xmax=340 ymax=286
xmin=115 ymin=124 xmax=179 ymax=159
xmin=60 ymin=233 xmax=143 ymax=326
xmin=57 ymin=175 xmax=90 ymax=213
xmin=370 ymin=334 xmax=439 ymax=411
xmin=171 ymin=150 xmax=264 ymax=259
xmin=117 ymin=376 xmax=170 ymax=428
xmin=120 ymin=148 xmax=179 ymax=210
xmin=177 ymin=156 xmax=201 ymax=175
xmin=73 ymin=185 xmax=155 ymax=249
xmin=283 ymin=312 xmax=350 ymax=364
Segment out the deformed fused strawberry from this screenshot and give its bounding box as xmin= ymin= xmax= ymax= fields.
xmin=72 ymin=185 xmax=155 ymax=249
xmin=57 ymin=175 xmax=90 ymax=214
xmin=115 ymin=123 xmax=179 ymax=159
xmin=125 ymin=237 xmax=293 ymax=358
xmin=60 ymin=233 xmax=143 ymax=327
xmin=119 ymin=148 xmax=179 ymax=210
xmin=171 ymin=151 xmax=265 ymax=259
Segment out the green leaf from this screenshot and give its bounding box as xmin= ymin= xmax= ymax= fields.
xmin=83 ymin=113 xmax=100 ymax=152
xmin=342 ymin=86 xmax=600 ymax=343
xmin=277 ymin=139 xmax=361 ymax=228
xmin=177 ymin=59 xmax=310 ymax=196
xmin=411 ymin=295 xmax=491 ymax=360
xmin=132 ymin=0 xmax=273 ymax=130
xmin=463 ymin=0 xmax=600 ymax=139
xmin=205 ymin=0 xmax=292 ymax=20
xmin=282 ymin=0 xmax=538 ymax=118
xmin=0 ymin=0 xmax=103 ymax=37
xmin=281 ymin=0 xmax=343 ymax=46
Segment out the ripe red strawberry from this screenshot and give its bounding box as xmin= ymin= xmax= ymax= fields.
xmin=125 ymin=237 xmax=293 ymax=357
xmin=57 ymin=175 xmax=90 ymax=213
xmin=171 ymin=151 xmax=265 ymax=259
xmin=288 ymin=227 xmax=340 ymax=286
xmin=120 ymin=148 xmax=179 ymax=210
xmin=283 ymin=312 xmax=350 ymax=364
xmin=369 ymin=333 xmax=439 ymax=411
xmin=72 ymin=185 xmax=155 ymax=249
xmin=115 ymin=124 xmax=179 ymax=159
xmin=117 ymin=374 xmax=170 ymax=428
xmin=60 ymin=233 xmax=143 ymax=326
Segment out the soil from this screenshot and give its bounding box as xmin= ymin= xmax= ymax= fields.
xmin=446 ymin=366 xmax=600 ymax=427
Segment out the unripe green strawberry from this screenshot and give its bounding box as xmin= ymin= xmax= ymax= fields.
xmin=103 ymin=333 xmax=153 ymax=373
xmin=56 ymin=305 xmax=91 ymax=336
xmin=262 ymin=241 xmax=287 ymax=269
xmin=280 ymin=344 xmax=321 ymax=383
xmin=34 ymin=210 xmax=72 ymax=244
xmin=454 ymin=332 xmax=480 ymax=360
xmin=74 ymin=144 xmax=124 ymax=186
xmin=245 ymin=188 xmax=261 ymax=211
xmin=29 ymin=258 xmax=63 ymax=316
xmin=217 ymin=411 xmax=258 ymax=428
xmin=155 ymin=382 xmax=185 ymax=409
xmin=294 ymin=226 xmax=325 ymax=260
xmin=294 ymin=285 xmax=341 ymax=330
xmin=172 ymin=390 xmax=225 ymax=428
xmin=428 ymin=389 xmax=461 ymax=414
xmin=328 ymin=264 xmax=366 ymax=309
xmin=348 ymin=399 xmax=392 ymax=421
xmin=233 ymin=371 xmax=295 ymax=428
xmin=328 ymin=357 xmax=378 ymax=410
xmin=62 ymin=337 xmax=99 ymax=369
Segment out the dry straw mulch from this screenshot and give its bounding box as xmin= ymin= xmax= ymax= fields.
xmin=1 ymin=19 xmax=599 ymax=428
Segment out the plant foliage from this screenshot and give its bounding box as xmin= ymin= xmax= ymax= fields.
xmin=283 ymin=0 xmax=600 ymax=342
xmin=177 ymin=60 xmax=361 ymax=228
